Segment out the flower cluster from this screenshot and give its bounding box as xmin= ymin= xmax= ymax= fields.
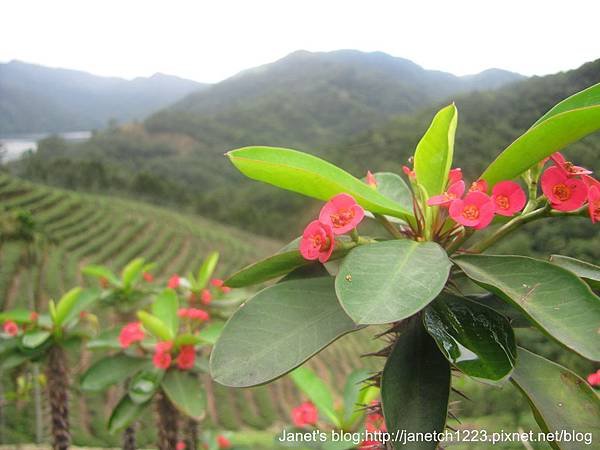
xmin=177 ymin=308 xmax=210 ymax=321
xmin=427 ymin=168 xmax=527 ymax=230
xmin=2 ymin=320 xmax=19 ymax=337
xmin=118 ymin=322 xmax=145 ymax=348
xmin=300 ymin=193 xmax=365 ymax=262
xmin=541 ymin=153 xmax=598 ymax=222
xmin=291 ymin=401 xmax=318 ymax=427
xmin=588 ymin=369 xmax=600 ymax=388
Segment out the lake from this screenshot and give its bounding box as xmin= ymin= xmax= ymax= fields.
xmin=0 ymin=131 xmax=92 ymax=162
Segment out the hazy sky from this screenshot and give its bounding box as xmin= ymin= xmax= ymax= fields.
xmin=1 ymin=0 xmax=598 ymax=83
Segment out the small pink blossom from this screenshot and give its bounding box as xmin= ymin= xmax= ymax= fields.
xmin=177 ymin=308 xmax=189 ymax=318
xmin=449 ymin=192 xmax=495 ymax=229
xmin=366 ymin=170 xmax=377 ymax=188
xmin=300 ymin=220 xmax=335 ymax=263
xmin=402 ymin=165 xmax=415 ymax=179
xmin=588 ymin=186 xmax=600 ymax=224
xmin=469 ymin=179 xmax=488 ymax=193
xmin=319 ymin=193 xmax=364 ymax=235
xmin=221 ymin=286 xmax=232 ymax=294
xmin=167 ymin=275 xmax=180 ymax=289
xmin=3 ymin=320 xmax=18 ymax=336
xmin=587 ymin=370 xmax=600 ymax=387
xmin=217 ymin=435 xmax=231 ymax=449
xmin=427 ymin=181 xmax=465 ymax=207
xmin=176 ymin=345 xmax=196 ymax=370
xmin=492 ymin=181 xmax=527 ymax=216
xmin=118 ymin=322 xmax=144 ymax=348
xmin=550 ymin=152 xmax=592 ymax=177
xmin=448 ymin=168 xmax=463 ymax=185
xmin=143 ymin=272 xmax=153 ymax=282
xmin=188 ymin=308 xmax=210 ymax=321
xmin=152 ymin=351 xmax=172 ymax=370
xmin=155 ymin=341 xmax=173 ymax=354
xmin=29 ymin=311 xmax=39 ymax=322
xmin=541 ymin=166 xmax=588 ymax=211
xmin=210 ymin=278 xmax=224 ymax=288
xmin=200 ymin=289 xmax=212 ymax=305
xmin=291 ymin=402 xmax=318 ymax=427
xmin=176 ymin=442 xmax=186 ymax=450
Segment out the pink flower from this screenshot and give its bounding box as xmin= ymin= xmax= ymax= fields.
xmin=210 ymin=278 xmax=224 ymax=288
xmin=143 ymin=272 xmax=154 ymax=282
xmin=177 ymin=308 xmax=189 ymax=318
xmin=319 ymin=193 xmax=365 ymax=235
xmin=200 ymin=289 xmax=212 ymax=305
xmin=118 ymin=322 xmax=144 ymax=348
xmin=550 ymin=152 xmax=592 ymax=177
xmin=220 ymin=286 xmax=232 ymax=294
xmin=217 ymin=435 xmax=231 ymax=449
xmin=588 ymin=186 xmax=600 ymax=224
xmin=402 ymin=165 xmax=415 ymax=179
xmin=3 ymin=320 xmax=18 ymax=336
xmin=168 ymin=275 xmax=180 ymax=289
xmin=449 ymin=192 xmax=495 ymax=229
xmin=492 ymin=181 xmax=527 ymax=216
xmin=366 ymin=170 xmax=377 ymax=188
xmin=153 ymin=351 xmax=172 ymax=370
xmin=176 ymin=442 xmax=186 ymax=450
xmin=156 ymin=341 xmax=173 ymax=353
xmin=29 ymin=311 xmax=39 ymax=322
xmin=176 ymin=345 xmax=196 ymax=370
xmin=448 ymin=168 xmax=463 ymax=185
xmin=188 ymin=308 xmax=210 ymax=321
xmin=300 ymin=220 xmax=335 ymax=263
xmin=291 ymin=402 xmax=318 ymax=427
xmin=587 ymin=371 xmax=600 ymax=387
xmin=427 ymin=180 xmax=465 ymax=207
xmin=469 ymin=179 xmax=488 ymax=193
xmin=541 ymin=166 xmax=588 ymax=211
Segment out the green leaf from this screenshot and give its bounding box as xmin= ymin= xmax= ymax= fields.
xmin=87 ymin=328 xmax=121 ymax=350
xmin=196 ymin=251 xmax=219 ymax=290
xmin=423 ymin=294 xmax=517 ymax=382
xmin=137 ymin=311 xmax=173 ymax=341
xmin=122 ymin=258 xmax=146 ymax=288
xmin=550 ymin=254 xmax=600 ymax=290
xmin=367 ymin=172 xmax=413 ymax=212
xmin=161 ymin=370 xmax=206 ymax=420
xmin=335 ymin=240 xmax=451 ymax=324
xmin=210 ymin=277 xmax=358 ymax=387
xmin=481 ymin=104 xmax=600 ymax=187
xmin=0 ymin=350 xmax=30 ymax=370
xmin=225 ymin=250 xmax=310 ymax=288
xmin=196 ymin=321 xmax=225 ymax=345
xmin=454 ymin=254 xmax=600 ymax=361
xmin=81 ymin=355 xmax=148 ymax=392
xmin=227 ymin=146 xmax=414 ymax=221
xmin=60 ymin=288 xmax=101 ymax=326
xmin=511 ymin=347 xmax=600 ymax=450
xmin=290 ymin=366 xmax=340 ymax=427
xmin=21 ymin=330 xmax=51 ymax=349
xmin=0 ymin=309 xmax=33 ymax=324
xmin=381 ymin=318 xmax=450 ymax=450
xmin=54 ymin=287 xmax=83 ymax=328
xmin=414 ymin=103 xmax=458 ymax=197
xmin=533 ymin=82 xmax=600 ymax=126
xmin=108 ymin=394 xmax=148 ymax=434
xmin=128 ymin=368 xmax=164 ymax=404
xmin=342 ymin=369 xmax=372 ymax=427
xmin=82 ymin=265 xmax=121 ymax=286
xmin=174 ymin=333 xmax=203 ymax=347
xmin=152 ymin=289 xmax=179 ymax=335
xmin=466 ymin=293 xmax=531 ymax=328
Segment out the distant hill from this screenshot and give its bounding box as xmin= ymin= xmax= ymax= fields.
xmin=146 ymin=49 xmax=524 ymax=150
xmin=0 ymin=60 xmax=208 ymax=133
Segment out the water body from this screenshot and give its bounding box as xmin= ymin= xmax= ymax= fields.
xmin=0 ymin=131 xmax=92 ymax=162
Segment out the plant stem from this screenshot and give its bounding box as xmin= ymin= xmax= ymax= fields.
xmin=46 ymin=345 xmax=70 ymax=450
xmin=374 ymin=214 xmax=404 ymax=239
xmin=122 ymin=425 xmax=136 ymax=450
xmin=156 ymin=390 xmax=179 ymax=450
xmin=185 ymin=418 xmax=199 ymax=450
xmin=33 ymin=364 xmax=44 ymax=444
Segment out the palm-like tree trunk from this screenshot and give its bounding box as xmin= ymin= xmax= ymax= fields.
xmin=46 ymin=345 xmax=70 ymax=450
xmin=156 ymin=390 xmax=179 ymax=450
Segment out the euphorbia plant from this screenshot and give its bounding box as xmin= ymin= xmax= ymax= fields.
xmin=210 ymin=84 xmax=600 ymax=449
xmin=0 ymin=287 xmax=99 ymax=450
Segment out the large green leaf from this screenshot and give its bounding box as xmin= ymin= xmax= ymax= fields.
xmin=108 ymin=394 xmax=148 ymax=434
xmin=369 ymin=172 xmax=413 ymax=212
xmin=0 ymin=309 xmax=33 ymax=324
xmin=81 ymin=355 xmax=147 ymax=392
xmin=533 ymin=82 xmax=600 ymax=126
xmin=151 ymin=289 xmax=179 ymax=335
xmin=550 ymin=254 xmax=600 ymax=290
xmin=511 ymin=347 xmax=600 ymax=450
xmin=137 ymin=310 xmax=173 ymax=341
xmin=414 ymin=104 xmax=458 ymax=197
xmin=335 ymin=240 xmax=451 ymax=324
xmin=129 ymin=368 xmax=164 ymax=404
xmin=161 ymin=370 xmax=206 ymax=420
xmin=481 ymin=104 xmax=600 ymax=187
xmin=381 ymin=318 xmax=450 ymax=450
xmin=53 ymin=287 xmax=83 ymax=328
xmin=454 ymin=255 xmax=600 ymax=361
xmin=227 ymin=146 xmax=414 ymax=221
xmin=290 ymin=366 xmax=340 ymax=427
xmin=210 ymin=277 xmax=358 ymax=387
xmin=423 ymin=294 xmax=516 ymax=382
xmin=121 ymin=258 xmax=146 ymax=288
xmin=21 ymin=330 xmax=51 ymax=349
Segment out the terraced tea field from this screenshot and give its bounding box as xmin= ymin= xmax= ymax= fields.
xmin=0 ymin=173 xmax=381 ymax=447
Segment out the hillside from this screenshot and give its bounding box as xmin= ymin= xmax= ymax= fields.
xmin=0 ymin=60 xmax=208 ymax=134
xmin=0 ymin=173 xmax=379 ymax=447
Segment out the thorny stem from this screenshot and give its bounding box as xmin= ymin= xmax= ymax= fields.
xmin=46 ymin=346 xmax=70 ymax=450
xmin=156 ymin=390 xmax=179 ymax=450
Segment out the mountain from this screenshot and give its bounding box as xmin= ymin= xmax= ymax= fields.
xmin=0 ymin=60 xmax=208 ymax=134
xmin=146 ymin=49 xmax=524 ymax=150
